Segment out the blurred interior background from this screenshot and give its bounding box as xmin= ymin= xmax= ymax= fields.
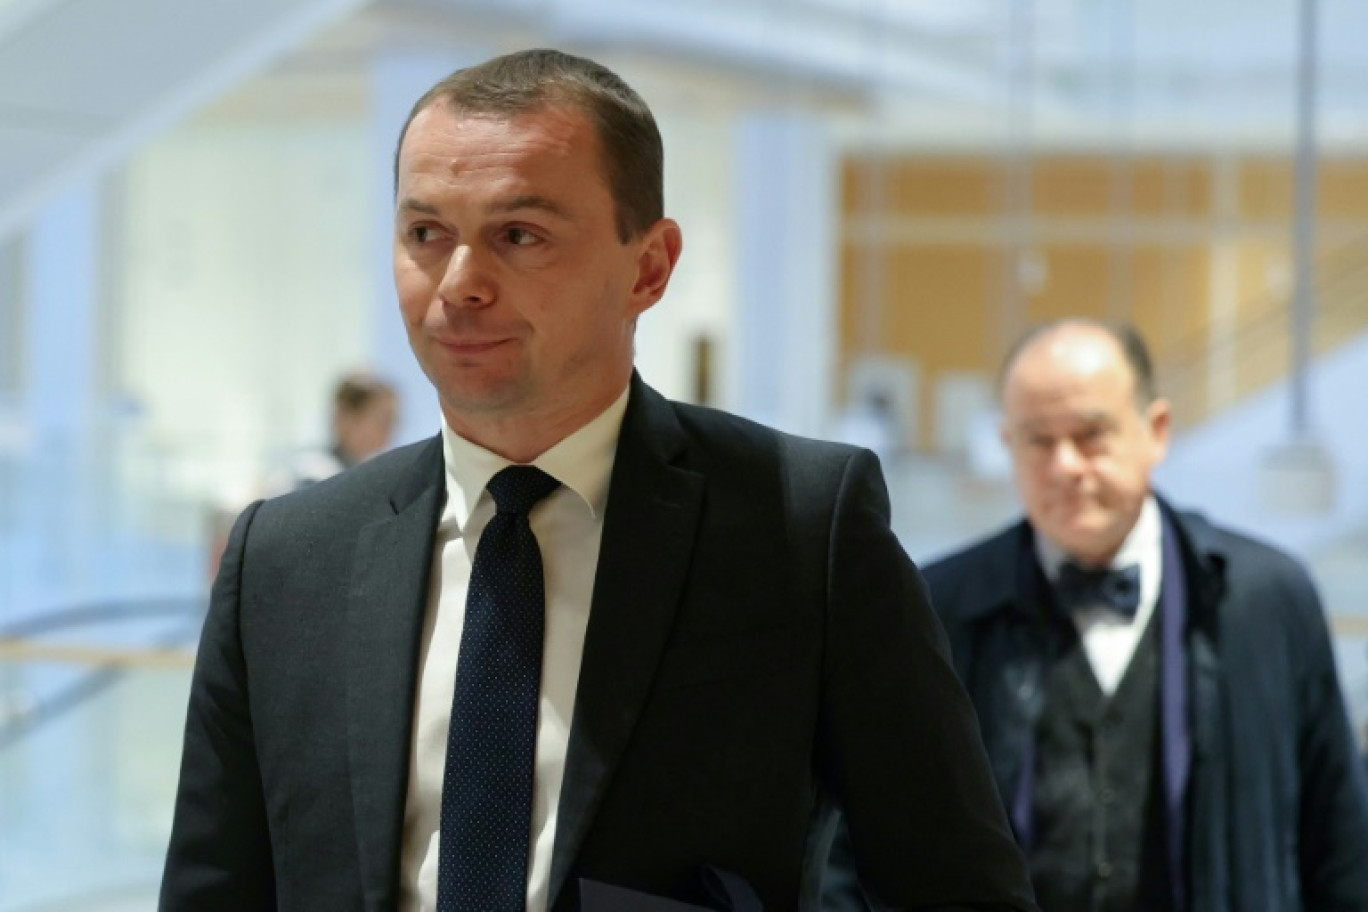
xmin=2 ymin=0 xmax=1366 ymax=908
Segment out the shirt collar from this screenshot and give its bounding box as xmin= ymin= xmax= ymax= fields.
xmin=1035 ymin=494 xmax=1161 ymax=580
xmin=439 ymin=386 xmax=629 ymax=535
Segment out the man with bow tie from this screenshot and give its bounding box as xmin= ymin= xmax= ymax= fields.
xmin=828 ymin=320 xmax=1368 ymax=912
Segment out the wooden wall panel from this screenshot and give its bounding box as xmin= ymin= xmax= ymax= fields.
xmin=1234 ymin=239 xmax=1290 ymax=314
xmin=1319 ymin=157 xmax=1368 ymax=217
xmin=841 ymin=246 xmax=995 ymax=362
xmin=1235 ymin=157 xmax=1368 ymax=221
xmin=840 ymin=152 xmax=1368 ymax=448
xmin=1129 ymin=158 xmax=1213 ymax=219
xmin=1238 ymin=158 xmax=1292 ymax=221
xmin=1131 ymin=244 xmax=1211 ymax=354
xmin=840 ymin=242 xmax=997 ymax=447
xmin=1026 ymin=245 xmax=1110 ymax=320
xmin=843 ymin=156 xmax=1001 ymax=216
xmin=1031 ymin=157 xmax=1115 ymax=217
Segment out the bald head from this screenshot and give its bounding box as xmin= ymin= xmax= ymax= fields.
xmin=998 ymin=320 xmax=1171 ymax=566
xmin=1000 ymin=319 xmax=1156 ymax=410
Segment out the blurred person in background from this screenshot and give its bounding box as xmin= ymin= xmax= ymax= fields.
xmin=208 ymin=372 xmax=398 ymax=579
xmin=830 ymin=388 xmax=902 ymax=471
xmin=160 ymin=48 xmax=1035 ymax=911
xmin=276 ymin=370 xmax=399 ymax=490
xmin=829 ymin=319 xmax=1368 ymax=911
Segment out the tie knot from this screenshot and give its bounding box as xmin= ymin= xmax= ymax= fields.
xmin=486 ymin=465 xmax=560 ymax=515
xmin=1055 ymin=561 xmax=1142 ymax=617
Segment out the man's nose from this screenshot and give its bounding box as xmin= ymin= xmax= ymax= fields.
xmin=1048 ymin=439 xmax=1085 ymax=477
xmin=437 ymin=244 xmax=495 ymax=309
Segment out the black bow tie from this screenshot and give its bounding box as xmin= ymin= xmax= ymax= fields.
xmin=1054 ymin=562 xmax=1142 ymax=618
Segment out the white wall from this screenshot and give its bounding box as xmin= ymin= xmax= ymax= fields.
xmin=117 ymin=119 xmax=372 ymax=504
xmin=635 ymin=109 xmax=738 ymax=408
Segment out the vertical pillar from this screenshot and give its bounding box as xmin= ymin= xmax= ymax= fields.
xmin=1256 ymin=0 xmax=1334 ymax=514
xmin=1104 ymin=0 xmax=1136 ymax=323
xmin=732 ymin=111 xmax=838 ymax=438
xmin=17 ymin=176 xmax=104 ymax=861
xmin=25 ymin=178 xmax=101 ymax=595
xmin=1208 ymin=155 xmax=1239 ymax=415
xmin=998 ymin=0 xmax=1034 ymax=363
xmin=0 ymin=238 xmax=21 ymax=620
xmin=1290 ymin=0 xmax=1318 ymax=438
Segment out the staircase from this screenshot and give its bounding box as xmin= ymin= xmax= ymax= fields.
xmin=1158 ymin=233 xmax=1368 ymax=431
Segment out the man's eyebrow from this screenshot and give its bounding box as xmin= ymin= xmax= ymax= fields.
xmin=489 ymin=195 xmax=573 ymax=220
xmin=395 ymin=194 xmax=574 ymax=220
xmin=1014 ymin=411 xmax=1113 ymax=433
xmin=396 ymin=197 xmax=440 ymax=216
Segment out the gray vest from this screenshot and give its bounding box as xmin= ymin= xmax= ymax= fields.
xmin=1029 ymin=617 xmax=1171 ymax=912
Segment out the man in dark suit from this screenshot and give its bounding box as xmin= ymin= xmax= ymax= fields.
xmin=160 ymin=49 xmax=1035 ymax=912
xmin=850 ymin=320 xmax=1368 ymax=911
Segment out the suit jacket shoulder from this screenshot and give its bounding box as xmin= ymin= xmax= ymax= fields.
xmin=660 ymin=394 xmax=866 ymax=489
xmin=248 ymin=436 xmax=442 ymax=541
xmin=1164 ymin=504 xmax=1323 ymax=621
xmin=624 ymin=384 xmax=881 ymax=556
xmin=921 ymin=522 xmax=1031 ymax=623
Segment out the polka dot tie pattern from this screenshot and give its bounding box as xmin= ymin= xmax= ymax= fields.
xmin=437 ymin=465 xmax=561 ymax=912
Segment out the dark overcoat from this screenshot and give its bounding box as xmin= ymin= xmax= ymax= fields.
xmin=926 ymin=498 xmax=1368 ymax=911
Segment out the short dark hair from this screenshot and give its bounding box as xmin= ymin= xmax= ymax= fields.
xmin=393 ymin=48 xmax=663 ymax=243
xmin=333 ymin=371 xmax=395 ymax=416
xmin=999 ymin=318 xmax=1158 ymax=408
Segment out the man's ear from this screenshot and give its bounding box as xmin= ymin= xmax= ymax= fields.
xmin=1147 ymin=397 xmax=1172 ymax=456
xmin=628 ymin=218 xmax=683 ymax=317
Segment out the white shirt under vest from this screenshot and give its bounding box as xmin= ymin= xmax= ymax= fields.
xmin=1035 ymin=496 xmax=1162 ymax=695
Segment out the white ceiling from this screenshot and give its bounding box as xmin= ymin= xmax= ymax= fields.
xmin=3 ymin=0 xmax=1366 ymax=240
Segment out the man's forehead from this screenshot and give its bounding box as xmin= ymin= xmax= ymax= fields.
xmin=1004 ymin=356 xmax=1133 ymax=414
xmin=1023 ymin=327 xmax=1122 ymax=372
xmin=1010 ymin=406 xmax=1116 ymax=431
xmin=405 ymin=100 xmax=589 ymax=152
xmin=1008 ymin=332 xmax=1134 ymax=394
xmin=396 ymin=102 xmax=603 ymax=194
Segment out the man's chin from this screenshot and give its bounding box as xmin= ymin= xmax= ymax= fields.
xmin=436 ymin=374 xmax=527 ymax=414
xmin=437 ymin=382 xmax=522 ymax=418
xmin=1039 ymin=511 xmax=1112 ymax=550
xmin=1056 ymin=521 xmax=1125 ymax=563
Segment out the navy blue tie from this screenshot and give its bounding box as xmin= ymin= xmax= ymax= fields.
xmin=1054 ymin=561 xmax=1142 ymax=618
xmin=438 ymin=465 xmax=560 ymax=912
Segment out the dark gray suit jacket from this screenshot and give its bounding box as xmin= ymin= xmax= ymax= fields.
xmin=160 ymin=376 xmax=1034 ymax=911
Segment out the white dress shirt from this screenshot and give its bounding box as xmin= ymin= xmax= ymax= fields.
xmin=1035 ymin=496 xmax=1162 ymax=695
xmin=399 ymin=388 xmax=628 ymax=912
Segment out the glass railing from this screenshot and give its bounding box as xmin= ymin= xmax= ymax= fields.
xmin=1 ymin=417 xmax=212 ymax=911
xmin=1158 ymin=238 xmax=1368 ymax=430
xmin=1 ymin=642 xmax=196 ymax=910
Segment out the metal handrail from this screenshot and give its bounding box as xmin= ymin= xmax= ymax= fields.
xmin=0 ymin=596 xmax=204 ymax=751
xmin=1157 ymin=235 xmax=1368 ymax=428
xmin=0 ymin=596 xmax=202 ymax=638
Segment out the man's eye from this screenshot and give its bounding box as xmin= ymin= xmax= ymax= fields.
xmin=411 ymin=225 xmax=433 ymax=243
xmin=506 ymin=227 xmax=538 ymax=246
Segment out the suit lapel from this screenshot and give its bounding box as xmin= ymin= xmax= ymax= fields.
xmin=345 ymin=437 xmax=445 ymax=911
xmin=548 ymin=377 xmax=704 ymax=905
